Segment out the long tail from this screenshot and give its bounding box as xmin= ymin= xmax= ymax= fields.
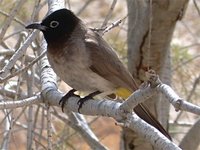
xmin=134 ymin=103 xmax=171 ymax=140
xmin=116 ymin=88 xmax=171 ymax=140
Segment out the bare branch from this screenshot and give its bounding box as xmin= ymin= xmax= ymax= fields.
xmin=193 ymin=0 xmax=200 ymax=16
xmin=0 ymin=93 xmax=41 ymax=109
xmin=101 ymin=0 xmax=118 ymax=29
xmin=158 ymin=84 xmax=200 ymax=115
xmin=0 ymin=49 xmax=46 ymax=83
xmin=0 ymin=31 xmax=38 ymax=79
xmin=0 ymin=0 xmax=26 ymax=41
xmin=0 ymin=10 xmax=25 ymax=26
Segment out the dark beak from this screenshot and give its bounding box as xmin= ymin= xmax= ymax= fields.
xmin=26 ymin=23 xmax=47 ymax=31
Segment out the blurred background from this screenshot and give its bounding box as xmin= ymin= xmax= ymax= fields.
xmin=0 ymin=0 xmax=200 ymax=149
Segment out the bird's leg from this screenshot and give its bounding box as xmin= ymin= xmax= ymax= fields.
xmin=77 ymin=91 xmax=101 ymax=112
xmin=59 ymin=89 xmax=80 ymax=112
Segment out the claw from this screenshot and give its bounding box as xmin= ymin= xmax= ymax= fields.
xmin=59 ymin=90 xmax=101 ymax=113
xmin=59 ymin=89 xmax=79 ymax=112
xmin=77 ymin=91 xmax=101 ymax=113
xmin=77 ymin=96 xmax=91 ymax=112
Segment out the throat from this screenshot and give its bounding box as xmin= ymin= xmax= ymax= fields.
xmin=47 ymin=37 xmax=66 ymax=55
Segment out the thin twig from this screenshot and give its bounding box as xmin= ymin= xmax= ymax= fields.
xmin=147 ymin=0 xmax=152 ymax=70
xmin=193 ymin=0 xmax=200 ymax=16
xmin=0 ymin=0 xmax=26 ymax=41
xmin=91 ymin=16 xmax=127 ymax=36
xmin=101 ymin=0 xmax=118 ymax=29
xmin=0 ymin=49 xmax=46 ymax=83
xmin=102 ymin=16 xmax=127 ymax=35
xmin=0 ymin=10 xmax=25 ymax=26
xmin=0 ymin=31 xmax=38 ymax=79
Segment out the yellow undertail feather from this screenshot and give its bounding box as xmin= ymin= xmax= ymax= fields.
xmin=115 ymin=88 xmax=132 ymax=99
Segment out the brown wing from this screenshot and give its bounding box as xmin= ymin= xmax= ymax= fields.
xmin=84 ymin=29 xmax=171 ymax=140
xmin=85 ymin=29 xmax=137 ymax=91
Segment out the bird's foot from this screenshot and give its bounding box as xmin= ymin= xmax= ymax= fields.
xmin=77 ymin=91 xmax=101 ymax=113
xmin=59 ymin=89 xmax=79 ymax=112
xmin=77 ymin=96 xmax=91 ymax=113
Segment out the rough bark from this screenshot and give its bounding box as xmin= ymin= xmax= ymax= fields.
xmin=122 ymin=0 xmax=189 ymax=149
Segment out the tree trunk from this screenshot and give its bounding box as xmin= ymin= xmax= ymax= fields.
xmin=121 ymin=0 xmax=189 ymax=149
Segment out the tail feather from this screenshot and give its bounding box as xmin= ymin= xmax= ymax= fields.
xmin=134 ymin=103 xmax=171 ymax=140
xmin=115 ymin=87 xmax=171 ymax=140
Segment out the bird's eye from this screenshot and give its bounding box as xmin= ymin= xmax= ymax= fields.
xmin=50 ymin=21 xmax=59 ymax=28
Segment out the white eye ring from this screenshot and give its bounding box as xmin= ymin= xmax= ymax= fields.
xmin=50 ymin=21 xmax=59 ymax=28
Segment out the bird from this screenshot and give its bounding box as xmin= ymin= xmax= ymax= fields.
xmin=26 ymin=8 xmax=171 ymax=139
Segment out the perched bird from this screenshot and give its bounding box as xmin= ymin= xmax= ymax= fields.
xmin=26 ymin=9 xmax=171 ymax=139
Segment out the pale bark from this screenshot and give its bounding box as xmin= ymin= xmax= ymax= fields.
xmin=124 ymin=0 xmax=189 ymax=149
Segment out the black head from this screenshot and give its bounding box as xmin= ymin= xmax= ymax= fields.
xmin=26 ymin=9 xmax=79 ymax=44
